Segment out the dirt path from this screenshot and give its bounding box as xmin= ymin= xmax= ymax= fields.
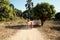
xmin=8 ymin=28 xmax=49 ymax=40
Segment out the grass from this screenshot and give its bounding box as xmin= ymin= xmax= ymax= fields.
xmin=0 ymin=18 xmax=27 ymax=40
xmin=0 ymin=19 xmax=60 ymax=40
xmin=38 ymin=21 xmax=60 ymax=40
xmin=0 ymin=27 xmax=17 ymax=40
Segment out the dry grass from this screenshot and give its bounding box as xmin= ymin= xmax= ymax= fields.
xmin=0 ymin=19 xmax=60 ymax=40
xmin=38 ymin=21 xmax=60 ymax=40
xmin=0 ymin=27 xmax=17 ymax=40
xmin=0 ymin=18 xmax=27 ymax=40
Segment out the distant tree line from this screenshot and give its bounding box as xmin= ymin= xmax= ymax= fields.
xmin=0 ymin=0 xmax=60 ymax=26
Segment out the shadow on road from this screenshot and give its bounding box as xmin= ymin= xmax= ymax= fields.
xmin=5 ymin=25 xmax=28 ymax=29
xmin=5 ymin=25 xmax=41 ymax=29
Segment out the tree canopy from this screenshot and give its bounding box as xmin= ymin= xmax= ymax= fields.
xmin=33 ymin=2 xmax=56 ymax=26
xmin=23 ymin=2 xmax=56 ymax=26
xmin=55 ymin=12 xmax=60 ymax=20
xmin=0 ymin=0 xmax=22 ymax=21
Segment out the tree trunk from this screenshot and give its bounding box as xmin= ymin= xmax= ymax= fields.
xmin=41 ymin=20 xmax=44 ymax=26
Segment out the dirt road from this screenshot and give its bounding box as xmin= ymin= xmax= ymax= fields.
xmin=8 ymin=28 xmax=49 ymax=40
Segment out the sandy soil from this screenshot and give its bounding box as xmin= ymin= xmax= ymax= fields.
xmin=8 ymin=28 xmax=50 ymax=40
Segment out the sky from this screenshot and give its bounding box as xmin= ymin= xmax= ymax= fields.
xmin=10 ymin=0 xmax=60 ymax=12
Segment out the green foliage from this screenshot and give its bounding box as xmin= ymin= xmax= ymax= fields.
xmin=0 ymin=0 xmax=10 ymax=4
xmin=33 ymin=2 xmax=55 ymax=19
xmin=0 ymin=0 xmax=9 ymax=21
xmin=14 ymin=8 xmax=22 ymax=17
xmin=23 ymin=10 xmax=28 ymax=19
xmin=0 ymin=0 xmax=22 ymax=21
xmin=32 ymin=2 xmax=56 ymax=26
xmin=55 ymin=12 xmax=60 ymax=20
xmin=23 ymin=2 xmax=56 ymax=26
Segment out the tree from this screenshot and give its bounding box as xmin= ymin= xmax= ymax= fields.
xmin=14 ymin=8 xmax=22 ymax=17
xmin=0 ymin=0 xmax=10 ymax=4
xmin=23 ymin=10 xmax=34 ymax=20
xmin=25 ymin=0 xmax=33 ymax=21
xmin=0 ymin=0 xmax=22 ymax=21
xmin=0 ymin=0 xmax=9 ymax=20
xmin=9 ymin=3 xmax=15 ymax=20
xmin=33 ymin=2 xmax=56 ymax=26
xmin=23 ymin=10 xmax=29 ymax=19
xmin=55 ymin=12 xmax=60 ymax=20
xmin=0 ymin=0 xmax=14 ymax=21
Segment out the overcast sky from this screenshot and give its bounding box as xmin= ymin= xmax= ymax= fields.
xmin=10 ymin=0 xmax=60 ymax=12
